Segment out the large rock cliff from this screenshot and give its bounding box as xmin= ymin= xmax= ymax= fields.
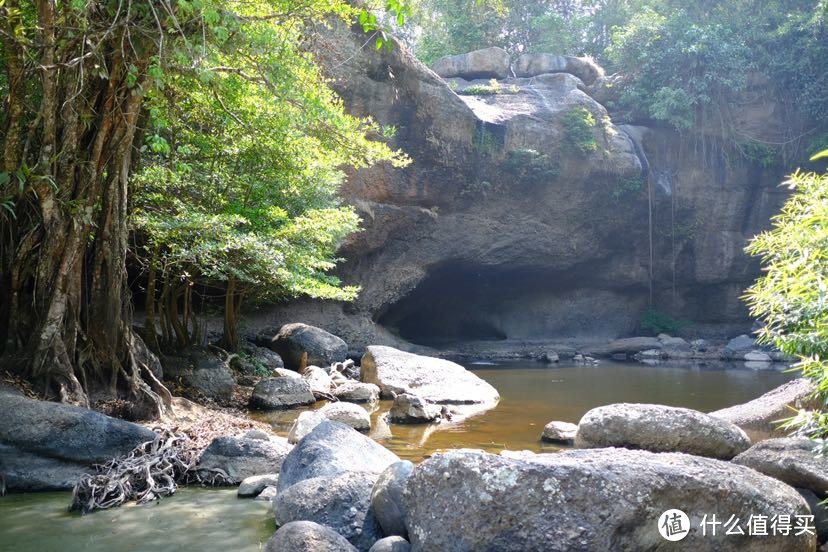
xmin=254 ymin=24 xmax=795 ymax=351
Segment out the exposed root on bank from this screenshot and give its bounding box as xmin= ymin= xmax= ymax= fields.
xmin=69 ymin=428 xmax=231 ymax=514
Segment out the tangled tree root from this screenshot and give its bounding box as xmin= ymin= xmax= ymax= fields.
xmin=69 ymin=428 xmax=231 ymax=514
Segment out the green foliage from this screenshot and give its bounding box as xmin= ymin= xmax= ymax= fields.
xmin=744 ymin=168 xmax=828 ymax=444
xmin=738 ymin=141 xmax=779 ymax=168
xmin=413 ymin=0 xmax=508 ymax=64
xmin=807 ymin=134 xmax=828 ymax=159
xmin=458 ymin=79 xmax=519 ymax=96
xmin=605 ymin=1 xmax=828 ymax=143
xmin=412 ymin=0 xmax=646 ymax=63
xmin=562 ymin=107 xmax=597 ymax=155
xmin=504 ymin=148 xmax=560 ymax=182
xmin=608 ymin=8 xmax=752 ymax=130
xmin=612 ymin=175 xmax=643 ymax=199
xmin=639 ymin=308 xmax=685 ymax=335
xmin=127 ymin=0 xmax=410 ymax=348
xmin=474 ymin=125 xmax=498 ymax=155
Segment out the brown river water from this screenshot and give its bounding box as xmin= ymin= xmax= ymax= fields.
xmin=0 ymin=360 xmax=794 ymax=551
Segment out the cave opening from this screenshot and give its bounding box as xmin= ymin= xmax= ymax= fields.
xmin=376 ymin=262 xmax=510 ymax=345
xmin=376 ymin=261 xmax=650 ymax=346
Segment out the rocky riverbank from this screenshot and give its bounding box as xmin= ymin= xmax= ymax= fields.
xmin=2 ymin=321 xmax=825 ymax=550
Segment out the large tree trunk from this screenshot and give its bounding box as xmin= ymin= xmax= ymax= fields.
xmin=0 ymin=1 xmax=169 ymax=418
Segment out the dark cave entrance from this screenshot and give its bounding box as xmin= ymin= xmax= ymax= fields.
xmin=376 ymin=261 xmax=651 ymax=346
xmin=376 ymin=262 xmax=511 ymax=345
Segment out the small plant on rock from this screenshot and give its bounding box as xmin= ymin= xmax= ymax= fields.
xmin=639 ymin=308 xmax=685 ymax=335
xmin=562 ymin=107 xmax=598 ymax=154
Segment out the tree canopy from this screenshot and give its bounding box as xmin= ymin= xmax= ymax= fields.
xmin=0 ymin=0 xmax=406 ymax=416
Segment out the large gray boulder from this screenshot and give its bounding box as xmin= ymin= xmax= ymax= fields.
xmin=361 ymin=346 xmax=499 ymax=419
xmin=725 ymin=334 xmax=756 ymax=353
xmin=197 ymin=435 xmax=292 ymax=483
xmin=371 ymin=460 xmax=414 ymax=537
xmin=0 ymin=443 xmax=92 ymax=491
xmin=513 ymin=53 xmax=604 ymax=85
xmin=0 ymin=391 xmax=155 ymax=491
xmin=266 ymin=521 xmax=357 ymax=552
xmin=0 ymin=392 xmax=156 ymax=491
xmin=268 ymin=323 xmax=348 ymax=371
xmin=402 ymin=448 xmax=814 ymax=551
xmin=241 ymin=343 xmax=285 ymax=371
xmin=575 ymin=403 xmax=751 ymax=459
xmin=249 ymin=376 xmax=316 ymax=409
xmin=273 ymin=472 xmax=383 ymax=551
xmin=733 ymin=438 xmax=828 ymax=497
xmin=161 ymin=349 xmax=235 ymax=399
xmin=431 ymin=47 xmax=511 ymax=80
xmin=0 ymin=393 xmax=156 ymax=464
xmin=710 ymin=378 xmax=817 ymax=440
xmin=278 ymin=421 xmax=400 ymax=492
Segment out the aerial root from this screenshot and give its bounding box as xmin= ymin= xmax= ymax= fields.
xmin=69 ymin=428 xmax=231 ymax=514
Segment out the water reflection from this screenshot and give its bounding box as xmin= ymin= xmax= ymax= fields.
xmin=252 ymin=360 xmax=795 ymax=461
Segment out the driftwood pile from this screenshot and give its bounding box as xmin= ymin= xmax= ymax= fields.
xmin=69 ymin=428 xmax=230 ymax=514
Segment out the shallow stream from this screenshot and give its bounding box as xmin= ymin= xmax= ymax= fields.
xmin=0 ymin=360 xmax=794 ymax=551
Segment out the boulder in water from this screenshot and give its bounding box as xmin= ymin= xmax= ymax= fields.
xmin=361 ymin=346 xmax=499 ymax=419
xmin=710 ymin=378 xmax=818 ymax=440
xmin=575 ymin=403 xmax=751 ymax=459
xmin=278 ymin=421 xmax=399 ymax=492
xmin=197 ymin=435 xmax=292 ymax=483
